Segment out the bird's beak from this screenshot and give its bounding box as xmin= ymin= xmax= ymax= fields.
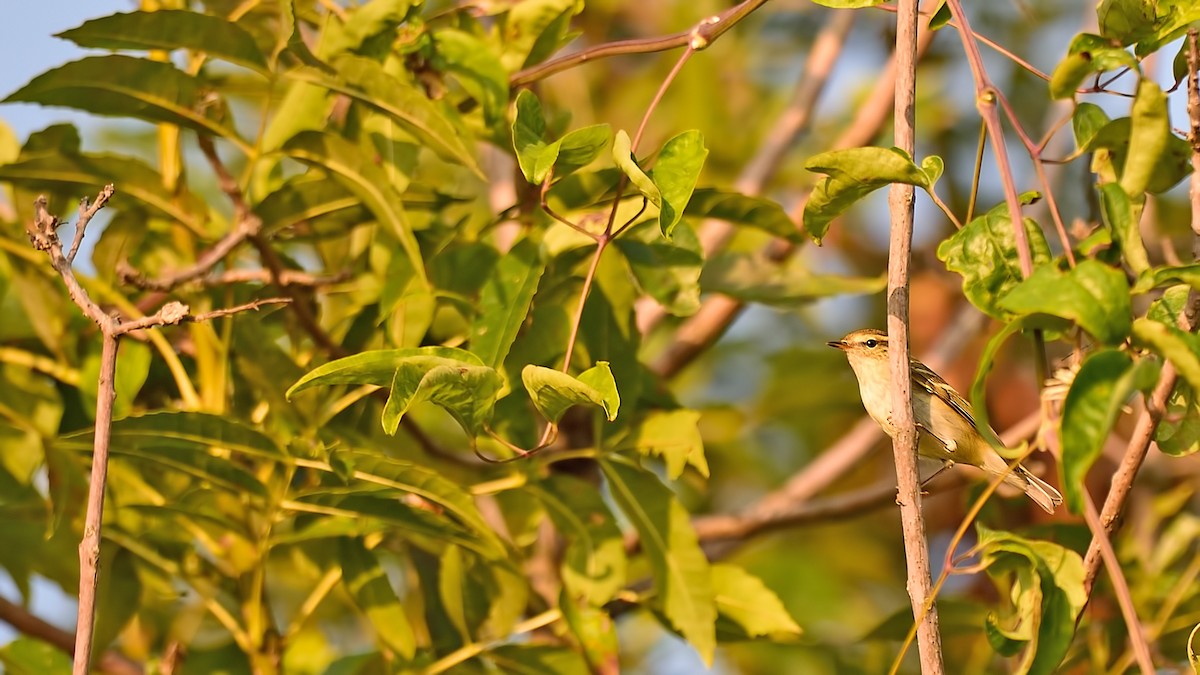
xmin=827 ymin=340 xmax=847 ymax=350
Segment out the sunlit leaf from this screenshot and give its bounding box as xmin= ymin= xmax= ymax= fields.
xmin=1087 ymin=117 xmax=1192 ymax=193
xmin=560 ymin=593 xmax=619 ymax=673
xmin=1132 ymin=317 xmax=1200 ymax=393
xmin=288 ymin=346 xmax=483 ymax=394
xmin=62 ymin=411 xmax=283 ymax=458
xmin=532 ymin=475 xmax=626 ymax=605
xmin=486 ymin=644 xmax=591 ymax=674
xmin=617 ymin=409 xmax=708 ymax=480
xmin=802 ymin=146 xmax=931 ymax=243
xmin=339 ymin=537 xmax=416 ymax=659
xmin=1097 ymin=182 xmax=1150 ymax=275
xmin=600 ymin=458 xmax=715 ymax=665
xmin=613 ymin=221 xmax=703 ymax=317
xmin=1049 ymin=33 xmax=1139 ymax=99
xmin=471 ymin=238 xmax=546 ymax=368
xmin=649 ymin=130 xmax=708 ymax=237
xmin=433 ymin=29 xmax=508 ymax=123
xmin=511 ymin=91 xmax=611 ymax=184
xmin=683 ymin=188 xmax=802 ymax=243
xmin=711 ymin=564 xmax=802 ymax=640
xmin=522 ymin=362 xmax=619 ymax=423
xmin=999 ymin=260 xmax=1132 ymax=343
xmin=381 ymin=355 xmax=502 ymax=435
xmin=1098 ymin=0 xmax=1200 ymax=55
xmin=0 ymin=638 xmax=71 ymax=674
xmin=1072 ymin=102 xmax=1110 ymax=151
xmin=1122 ymin=78 xmax=1169 ymax=198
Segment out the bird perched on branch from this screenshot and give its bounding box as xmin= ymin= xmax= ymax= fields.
xmin=828 ymin=329 xmax=1062 ymax=513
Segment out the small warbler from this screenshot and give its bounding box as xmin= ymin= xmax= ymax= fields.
xmin=828 ymin=329 xmax=1062 ymax=513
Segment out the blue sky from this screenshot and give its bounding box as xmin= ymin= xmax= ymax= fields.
xmin=1 ymin=1 xmax=132 ymax=141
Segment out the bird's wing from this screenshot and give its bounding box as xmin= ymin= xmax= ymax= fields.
xmin=909 ymin=358 xmax=977 ymax=427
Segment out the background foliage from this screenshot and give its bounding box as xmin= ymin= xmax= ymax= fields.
xmin=1 ymin=0 xmax=1199 ymax=673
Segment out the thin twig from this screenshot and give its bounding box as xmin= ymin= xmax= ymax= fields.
xmin=0 ymin=595 xmax=143 ymax=675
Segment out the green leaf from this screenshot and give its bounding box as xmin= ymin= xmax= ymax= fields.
xmin=999 ymin=260 xmax=1132 ymax=343
xmin=511 ymin=92 xmax=612 ymax=185
xmin=613 ymin=221 xmax=703 ymax=317
xmin=502 ymin=0 xmax=584 ymax=71
xmin=471 ymin=238 xmax=546 ymax=369
xmin=1049 ymin=33 xmax=1139 ymax=99
xmin=612 ymin=129 xmax=661 ymax=215
xmin=711 ymin=564 xmax=802 ymax=640
xmin=1087 ymin=117 xmax=1192 ymax=193
xmin=1122 ymin=78 xmax=1170 ymax=198
xmin=560 ymin=594 xmax=619 ymax=673
xmin=1098 ymin=0 xmax=1200 ymax=55
xmin=62 ymin=411 xmax=282 ymax=458
xmin=1072 ymin=102 xmax=1111 ymax=151
xmin=486 ymin=644 xmax=591 ymax=675
xmin=288 ymin=346 xmax=484 ymax=395
xmin=522 ymin=362 xmax=619 ymax=423
xmin=339 ymin=537 xmax=416 ymax=659
xmin=1133 ymin=263 xmax=1200 ymax=294
xmin=1132 ymin=317 xmax=1200 ymax=393
xmin=618 ymin=409 xmax=708 ymax=480
xmin=701 ymin=252 xmax=886 ymax=308
xmin=1060 ymin=349 xmax=1161 ymax=512
xmin=287 ymin=55 xmax=482 ymax=177
xmin=1098 ymin=183 xmax=1151 ymax=274
xmin=56 ymin=10 xmax=268 ymax=74
xmin=683 ymin=188 xmax=803 ymax=243
xmin=0 ymin=638 xmax=71 ymax=675
xmin=381 ymin=354 xmax=503 ymax=436
xmin=1156 ymin=381 xmax=1200 ymax=457
xmin=802 ymin=146 xmax=931 ymax=243
xmin=432 ymin=29 xmax=508 ymax=123
xmin=3 ymin=56 xmax=239 ymax=142
xmin=975 ymin=525 xmax=1086 ymax=674
xmin=936 ymin=197 xmax=1052 ymax=320
xmin=279 ymin=495 xmax=492 ymax=556
xmin=282 ymin=130 xmax=427 ymax=286
xmin=253 ymin=173 xmax=364 ymax=236
xmin=532 ymin=475 xmax=627 ymax=605
xmin=600 ymin=458 xmax=716 ymax=665
xmin=650 ymin=130 xmax=708 ymax=237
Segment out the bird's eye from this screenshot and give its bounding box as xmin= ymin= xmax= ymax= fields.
xmin=864 ymin=339 xmax=878 ymax=348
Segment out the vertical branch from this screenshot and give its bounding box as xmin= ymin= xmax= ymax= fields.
xmin=887 ymin=0 xmax=944 ymax=672
xmin=73 ymin=331 xmax=119 ymax=675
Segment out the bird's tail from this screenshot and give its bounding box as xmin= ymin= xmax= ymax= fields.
xmin=1003 ymin=466 xmax=1063 ymax=514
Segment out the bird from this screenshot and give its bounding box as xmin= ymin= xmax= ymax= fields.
xmin=828 ymin=328 xmax=1062 ymax=513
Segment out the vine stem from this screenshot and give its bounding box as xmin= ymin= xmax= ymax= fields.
xmin=885 ymin=0 xmax=944 ymax=672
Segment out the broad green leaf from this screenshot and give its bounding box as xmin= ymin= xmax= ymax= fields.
xmin=0 ymin=638 xmax=71 ymax=675
xmin=701 ymin=252 xmax=886 ymax=308
xmin=339 ymin=537 xmax=416 ymax=659
xmin=486 ymin=644 xmax=591 ymax=675
xmin=1133 ymin=263 xmax=1200 ymax=294
xmin=61 ymin=411 xmax=282 ymax=459
xmin=532 ymin=475 xmax=626 ymax=605
xmin=254 ymin=173 xmax=364 ymax=236
xmin=432 ymin=29 xmax=508 ymax=123
xmin=288 ymin=346 xmax=484 ymax=395
xmin=711 ymin=564 xmax=802 ymax=640
xmin=921 ymin=155 xmax=945 ymax=185
xmin=471 ymin=238 xmax=546 ymax=369
xmin=560 ymin=594 xmax=619 ymax=673
xmin=3 ymin=56 xmax=239 ymax=142
xmin=1049 ymin=33 xmax=1139 ymax=99
xmin=288 ymin=55 xmax=482 ymax=177
xmin=600 ymin=458 xmax=716 ymax=665
xmin=999 ymin=260 xmax=1132 ymax=343
xmin=381 ymin=355 xmax=503 ymax=435
xmin=1098 ymin=183 xmax=1151 ymax=274
xmin=936 ymin=196 xmax=1052 ymax=320
xmin=282 ymin=130 xmax=427 ymax=286
xmin=1156 ymin=384 xmax=1200 ymax=457
xmin=56 ymin=10 xmax=269 ymax=74
xmin=683 ymin=188 xmax=803 ymax=243
xmin=650 ymin=130 xmax=708 ymax=237
xmin=318 ymin=0 xmax=416 ymax=58
xmin=1122 ymin=78 xmax=1169 ymax=198
xmin=111 ymin=443 xmax=269 ymax=497
xmin=975 ymin=525 xmax=1086 ymax=674
xmin=552 ymin=125 xmax=613 ymax=180
xmin=613 ymin=221 xmax=703 ymax=317
xmin=522 ymin=362 xmax=619 ymax=423
xmin=1072 ymin=102 xmax=1110 ymax=151
xmin=510 ymin=92 xmax=611 ymax=184
xmin=802 ymin=146 xmax=931 ymax=243
xmin=1098 ymin=0 xmax=1200 ymax=55
xmin=0 ymin=152 xmax=207 ymax=234
xmin=1132 ymin=317 xmax=1200 ymax=393
xmin=618 ymin=409 xmax=708 ymax=480
xmin=1060 ymin=349 xmax=1160 ymax=512
xmin=612 ymin=129 xmax=661 ymax=214
xmin=502 ymin=0 xmax=584 ymax=71
xmin=1087 ymin=117 xmax=1192 ymax=193
xmin=1146 ymin=284 xmax=1191 ymax=325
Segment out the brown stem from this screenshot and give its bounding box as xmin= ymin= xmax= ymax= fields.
xmin=887 ymin=0 xmax=944 ymax=670
xmin=73 ymin=332 xmax=119 ymax=675
xmin=0 ymin=596 xmax=143 ymax=675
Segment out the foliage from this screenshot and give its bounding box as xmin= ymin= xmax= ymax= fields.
xmin=0 ymin=0 xmax=1198 ymax=673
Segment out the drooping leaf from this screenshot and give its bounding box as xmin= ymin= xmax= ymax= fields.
xmin=287 ymin=55 xmax=482 ymax=177
xmin=1086 ymin=116 xmax=1192 ymax=193
xmin=1097 ymin=182 xmax=1150 ymax=275
xmin=1060 ymin=349 xmax=1160 ymax=512
xmin=613 ymin=221 xmax=703 ymax=317
xmin=282 ymin=130 xmax=427 ymax=285
xmin=56 ymin=10 xmax=269 ymax=74
xmin=1121 ymin=78 xmax=1170 ymax=198
xmin=618 ymin=409 xmax=708 ymax=480
xmin=936 ymin=196 xmax=1052 ymax=320
xmin=802 ymin=146 xmax=932 ymax=243
xmin=649 ymin=130 xmax=708 ymax=237
xmin=1132 ymin=317 xmax=1200 ymax=393
xmin=3 ymin=56 xmax=240 ymax=142
xmin=701 ymin=252 xmax=886 ymax=308
xmin=683 ymin=188 xmax=803 ymax=243
xmin=471 ymin=238 xmax=546 ymax=369
xmin=1048 ymin=33 xmax=1140 ymax=99
xmin=522 ymin=362 xmax=619 ymax=423
xmin=1072 ymin=102 xmax=1110 ymax=151
xmin=612 ymin=130 xmax=661 ymax=216
xmin=532 ymin=475 xmax=626 ymax=605
xmin=381 ymin=355 xmax=503 ymax=435
xmin=711 ymin=564 xmax=802 ymax=640
xmin=600 ymin=458 xmax=716 ymax=665
xmin=253 ymin=173 xmax=364 ymax=236
xmin=998 ymin=259 xmax=1132 ymax=344
xmin=339 ymin=537 xmax=416 ymax=659
xmin=289 ymin=347 xmax=485 ymax=395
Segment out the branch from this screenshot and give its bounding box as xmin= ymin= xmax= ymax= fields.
xmin=509 ymin=0 xmax=770 ymax=87
xmin=0 ymin=596 xmax=143 ymax=675
xmin=1082 ymin=492 xmax=1155 ymax=673
xmin=887 ymin=0 xmax=944 ymax=669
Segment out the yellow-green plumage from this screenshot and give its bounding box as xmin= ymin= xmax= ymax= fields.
xmin=829 ymin=329 xmax=1062 ymax=514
